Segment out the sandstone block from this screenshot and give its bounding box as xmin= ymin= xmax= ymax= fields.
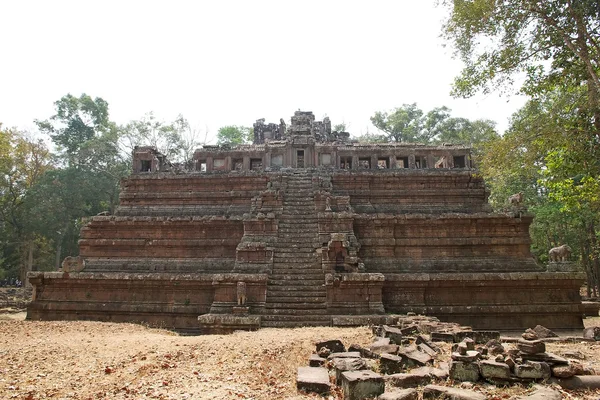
xmin=514 ymin=361 xmax=551 ymax=380
xmin=532 ymin=325 xmax=558 ymax=338
xmin=397 ymin=345 xmax=432 ymax=367
xmin=385 ymin=371 xmax=431 ymax=388
xmin=309 ymin=354 xmax=325 ymax=367
xmin=551 ymin=362 xmax=593 ymax=378
xmin=381 ymin=325 xmax=404 ymax=344
xmin=520 ymin=352 xmax=568 ymax=365
xmin=411 ymin=366 xmax=449 ymax=380
xmin=332 ymin=357 xmax=367 ymax=384
xmin=316 ymin=339 xmax=345 ymax=354
xmin=415 ymin=335 xmax=440 ymax=353
xmin=297 ymin=366 xmax=330 ymax=395
xmin=379 ymin=353 xmax=404 ymax=375
xmin=479 ymin=360 xmax=510 ymax=380
xmin=423 ymin=384 xmax=486 ymax=400
xmin=583 ymin=326 xmax=600 ymax=341
xmin=341 ymin=370 xmax=385 ymax=400
xmin=485 ymin=339 xmax=505 ymax=355
xmin=451 ymin=350 xmax=480 ymax=362
xmin=378 ymin=388 xmax=418 ymax=400
xmin=327 ymin=351 xmax=362 ymax=360
xmin=431 ymin=332 xmax=454 ymax=343
xmin=517 ymin=339 xmax=545 ymax=354
xmin=348 ymin=344 xmax=379 ymax=359
xmin=417 ymin=343 xmax=437 ymax=357
xmin=400 ymin=325 xmax=418 ymax=336
xmin=551 ymin=375 xmax=600 ymax=390
xmin=514 ymin=384 xmax=562 ymax=400
xmin=450 ymin=361 xmax=480 ymax=382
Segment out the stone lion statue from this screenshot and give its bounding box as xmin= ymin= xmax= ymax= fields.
xmin=549 ymin=244 xmax=572 ymax=262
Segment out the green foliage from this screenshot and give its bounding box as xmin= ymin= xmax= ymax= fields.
xmin=370 ymin=104 xmax=498 ymax=145
xmin=216 ymin=125 xmax=252 ymax=146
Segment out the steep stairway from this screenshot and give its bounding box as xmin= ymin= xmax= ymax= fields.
xmin=261 ymin=170 xmax=331 ymax=328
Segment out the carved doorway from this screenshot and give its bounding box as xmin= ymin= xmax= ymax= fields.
xmin=296 ymin=150 xmax=305 ymax=168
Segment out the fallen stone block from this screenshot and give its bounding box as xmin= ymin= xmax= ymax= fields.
xmin=514 ymin=384 xmax=561 ymax=400
xmin=349 ymin=344 xmax=379 ymax=359
xmin=472 ymin=331 xmax=500 ymax=344
xmin=341 ymin=370 xmax=385 ymax=400
xmin=522 ymin=328 xmax=538 ymax=340
xmin=520 ymin=352 xmax=568 ymax=365
xmin=462 ymin=338 xmax=475 ymax=351
xmin=532 ymin=325 xmax=558 ymax=338
xmin=327 ymin=351 xmax=362 ymax=360
xmin=381 ymin=325 xmax=404 ymax=344
xmin=561 ymin=350 xmax=585 ymax=360
xmin=297 ymin=366 xmax=331 ymax=395
xmin=369 ymin=342 xmax=399 ymax=355
xmin=385 ymin=371 xmax=430 ymax=388
xmin=332 ymin=357 xmax=367 ymax=384
xmin=422 ymin=384 xmax=486 ymax=400
xmin=516 ymin=339 xmax=546 ymax=354
xmin=415 ymin=335 xmax=440 ymax=353
xmin=379 ymin=353 xmax=404 ymax=375
xmin=400 ymin=325 xmax=418 ymax=336
xmin=479 ymin=360 xmax=510 ymax=380
xmin=449 ymin=361 xmax=480 ymax=382
xmin=397 ymin=345 xmax=432 ymax=367
xmin=378 ymin=388 xmax=418 ymax=400
xmin=551 ymin=375 xmax=600 ymax=390
xmin=485 ymin=339 xmax=505 ymax=355
xmin=417 ymin=343 xmax=437 ymax=357
xmin=514 ymin=361 xmax=551 ymax=380
xmin=451 ymin=350 xmax=481 ymax=362
xmin=411 ymin=366 xmax=449 ymax=380
xmin=583 ymin=326 xmax=600 ymax=341
xmin=552 ymin=362 xmax=594 ymax=378
xmin=316 ymin=339 xmax=345 ymax=354
xmin=309 ymin=353 xmax=326 ymax=367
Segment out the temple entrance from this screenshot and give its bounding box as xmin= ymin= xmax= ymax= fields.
xmin=296 ymin=150 xmax=305 ymax=168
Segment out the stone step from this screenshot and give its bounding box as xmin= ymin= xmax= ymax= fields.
xmin=260 ymin=321 xmax=331 ymax=328
xmin=261 ymin=315 xmax=331 ymax=322
xmin=265 ymin=285 xmax=326 ymax=292
xmin=267 ymin=279 xmax=324 ymax=286
xmin=261 ymin=307 xmax=330 ymax=316
xmin=264 ymin=302 xmax=327 ymax=310
xmin=266 ymin=291 xmax=326 ymax=298
xmin=270 ymin=267 xmax=323 ymax=273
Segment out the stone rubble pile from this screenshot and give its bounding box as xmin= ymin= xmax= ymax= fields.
xmin=297 ymin=319 xmax=599 ymax=399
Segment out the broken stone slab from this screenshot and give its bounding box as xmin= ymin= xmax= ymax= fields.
xmin=297 ymin=366 xmax=331 ymax=395
xmin=485 ymin=339 xmax=505 ymax=355
xmin=309 ymin=354 xmax=326 ymax=367
xmin=415 ymin=335 xmax=440 ymax=353
xmin=449 ymin=361 xmax=480 ymax=382
xmin=379 ymin=353 xmax=404 ymax=375
xmin=472 ymin=331 xmax=500 ymax=344
xmin=332 ymin=357 xmax=367 ymax=384
xmin=369 ymin=341 xmax=399 ymax=355
xmin=514 ymin=384 xmax=562 ymax=400
xmin=397 ymin=345 xmax=432 ymax=367
xmin=417 ymin=343 xmax=437 ymax=357
xmin=551 ymin=362 xmax=594 ymax=378
xmin=451 ymin=350 xmax=481 ymax=362
xmin=381 ymin=325 xmax=404 ymax=344
xmin=561 ymin=350 xmax=585 ymax=360
xmin=516 ymin=339 xmax=546 ymax=354
xmin=378 ymin=388 xmax=418 ymax=400
xmin=520 ymin=352 xmax=569 ymax=365
xmin=411 ymin=366 xmax=449 ymax=380
xmin=327 ymin=351 xmax=362 ymax=360
xmin=514 ymin=361 xmax=551 ymax=380
xmin=462 ymin=338 xmax=475 ymax=350
xmin=341 ymin=370 xmax=385 ymax=400
xmin=521 ymin=328 xmax=538 ymax=340
xmin=399 ymin=325 xmax=418 ymax=336
xmin=532 ymin=325 xmax=558 ymax=338
xmin=385 ymin=371 xmax=431 ymax=388
xmin=583 ymin=326 xmax=600 ymax=340
xmin=316 ymin=339 xmax=346 ymax=354
xmin=348 ymin=344 xmax=379 ymax=359
xmin=479 ymin=360 xmax=511 ymax=380
xmin=422 ymin=384 xmax=486 ymax=400
xmin=551 ymin=375 xmax=600 ymax=390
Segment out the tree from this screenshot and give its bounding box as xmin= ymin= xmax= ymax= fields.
xmin=216 ymin=125 xmax=252 ymax=146
xmin=441 ymin=0 xmax=600 ymax=135
xmin=370 ymin=103 xmax=425 ymax=143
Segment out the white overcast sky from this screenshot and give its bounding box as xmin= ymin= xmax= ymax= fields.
xmin=1 ymin=0 xmax=527 ymax=143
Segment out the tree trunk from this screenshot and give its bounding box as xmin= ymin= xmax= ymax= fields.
xmin=54 ymin=238 xmax=62 ymax=270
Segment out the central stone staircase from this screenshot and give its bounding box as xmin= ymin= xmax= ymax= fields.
xmin=261 ymin=170 xmax=331 ymax=328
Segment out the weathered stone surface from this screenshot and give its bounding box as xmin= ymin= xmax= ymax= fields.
xmin=450 ymin=361 xmax=480 ymax=382
xmin=412 ymin=366 xmax=449 ymax=380
xmin=297 ymin=366 xmax=330 ymax=394
xmin=369 ymin=341 xmax=399 ymax=355
xmin=316 ymin=339 xmax=346 ymax=354
xmin=514 ymin=361 xmax=551 ymax=380
xmin=561 ymin=350 xmax=585 ymax=360
xmin=463 ymin=338 xmax=475 ymax=351
xmin=327 ymin=351 xmax=362 ymax=360
xmin=423 ymin=384 xmax=486 ymax=400
xmin=332 ymin=357 xmax=367 ymax=384
xmin=431 ymin=332 xmax=455 ymax=343
xmin=517 ymin=339 xmax=546 ymax=354
xmin=520 ymin=352 xmax=569 ymax=365
xmin=341 ymin=370 xmax=385 ymax=400
xmin=309 ymin=354 xmax=326 ymax=367
xmin=514 ymin=384 xmax=562 ymax=400
xmin=551 ymin=375 xmax=600 ymax=390
xmin=378 ymin=388 xmax=418 ymax=400
xmin=399 ymin=325 xmax=418 ymax=336
xmin=485 ymin=339 xmax=505 ymax=355
xmin=532 ymin=325 xmax=558 ymax=338
xmin=522 ymin=328 xmax=538 ymax=341
xmin=417 ymin=343 xmax=437 ymax=357
xmin=451 ymin=350 xmax=481 ymax=362
xmin=397 ymin=345 xmax=433 ymax=367
xmin=381 ymin=325 xmax=404 ymax=344
xmin=583 ymin=326 xmax=600 ymax=340
xmin=385 ymin=371 xmax=431 ymax=388
xmin=479 ymin=360 xmax=510 ymax=380
xmin=348 ymin=344 xmax=379 ymax=359
xmin=416 ymin=335 xmax=440 ymax=353
xmin=379 ymin=353 xmax=404 ymax=375
xmin=552 ymin=362 xmax=594 ymax=378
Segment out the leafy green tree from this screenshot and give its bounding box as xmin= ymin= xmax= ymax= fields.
xmin=216 ymin=125 xmax=252 ymax=146
xmin=441 ymin=0 xmax=600 ymax=134
xmin=370 ymin=103 xmax=425 ymax=142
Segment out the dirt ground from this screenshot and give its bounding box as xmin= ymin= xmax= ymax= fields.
xmin=1 ymin=317 xmax=600 ymax=399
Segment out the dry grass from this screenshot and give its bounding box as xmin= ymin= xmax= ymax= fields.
xmin=1 ymin=318 xmax=600 ymax=399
